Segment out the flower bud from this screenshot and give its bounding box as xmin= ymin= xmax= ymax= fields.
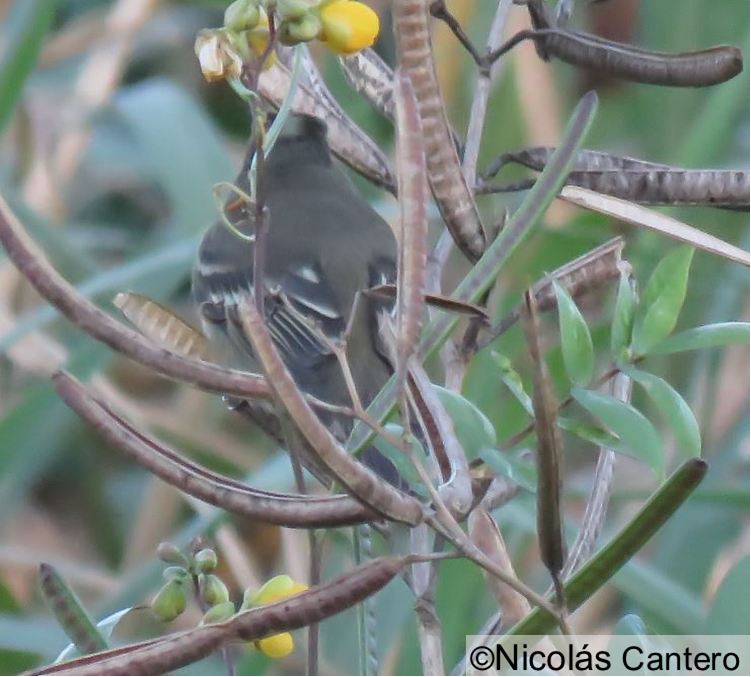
xmin=277 ymin=0 xmax=315 ymax=20
xmin=156 ymin=542 xmax=189 ymax=567
xmin=224 ymin=0 xmax=261 ymax=32
xmin=201 ymin=601 xmax=236 ymax=625
xmin=193 ymin=548 xmax=218 ymax=573
xmin=200 ymin=573 xmax=230 ymax=606
xmin=279 ymin=14 xmax=322 ymax=45
xmin=151 ymin=579 xmax=187 ymax=622
xmin=162 ymin=566 xmax=188 ymax=582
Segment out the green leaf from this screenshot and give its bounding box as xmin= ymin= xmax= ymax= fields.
xmin=503 ymin=459 xmax=707 ymax=637
xmin=492 ymin=352 xmax=534 ymax=417
xmin=558 ymin=416 xmax=621 ymax=450
xmin=433 ymin=386 xmax=497 ymax=459
xmin=651 ymin=322 xmax=750 ymax=355
xmin=632 ymin=246 xmax=694 ymax=355
xmin=553 ymin=280 xmax=594 ymax=386
xmin=372 ymin=424 xmax=427 ymax=496
xmin=479 ymin=449 xmax=537 ymax=493
xmin=611 ymin=269 xmax=636 ymax=362
xmin=572 ymin=387 xmax=665 ymax=479
xmin=0 ymin=0 xmax=57 ymax=132
xmin=622 ymin=366 xmax=701 ymax=460
xmin=706 ymin=556 xmax=750 ymax=635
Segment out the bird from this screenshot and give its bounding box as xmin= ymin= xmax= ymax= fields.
xmin=192 ymin=112 xmax=403 ymax=487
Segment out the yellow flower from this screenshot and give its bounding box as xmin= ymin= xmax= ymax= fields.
xmin=258 ymin=632 xmax=295 ymax=658
xmin=318 ymin=1 xmax=380 ymax=55
xmin=247 ymin=576 xmax=308 ymax=659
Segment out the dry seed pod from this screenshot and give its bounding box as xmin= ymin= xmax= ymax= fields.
xmin=394 ymin=68 xmax=429 ymax=386
xmin=113 ymin=292 xmax=209 ymax=360
xmin=393 ymin=0 xmax=486 ymax=261
xmin=521 ymin=290 xmax=566 ymax=588
xmin=515 ymin=0 xmax=743 ymax=87
xmin=259 ymin=63 xmax=396 ymax=192
xmin=52 ymin=371 xmax=376 ymax=528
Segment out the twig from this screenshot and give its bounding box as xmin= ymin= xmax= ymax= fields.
xmin=429 ymin=1 xmax=484 ymax=67
xmin=52 ymin=371 xmax=376 ymax=528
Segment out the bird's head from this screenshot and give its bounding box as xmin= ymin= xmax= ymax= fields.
xmin=261 ymin=112 xmax=331 ymax=170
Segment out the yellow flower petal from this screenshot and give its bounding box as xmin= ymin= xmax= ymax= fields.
xmin=253 ymin=574 xmax=295 ymax=605
xmin=319 ymin=1 xmax=379 ymax=55
xmin=257 ymin=632 xmax=295 ymax=658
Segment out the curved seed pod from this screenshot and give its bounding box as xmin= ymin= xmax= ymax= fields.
xmin=238 ymin=296 xmax=425 ymax=525
xmin=483 ymin=146 xmax=672 ymax=177
xmin=339 ymin=49 xmax=465 ymax=154
xmin=519 ymin=0 xmax=743 ymax=87
xmin=0 ymin=195 xmax=272 ymax=401
xmin=297 ymin=46 xmax=350 ymax=123
xmin=339 ymin=48 xmax=396 ymax=120
xmin=113 ymin=292 xmax=209 ymax=360
xmin=566 ymin=168 xmax=750 ymax=208
xmin=469 ymin=509 xmax=531 ymax=627
xmin=542 ymin=32 xmax=743 ymax=87
xmin=52 ymin=371 xmax=375 ymax=528
xmin=522 ymin=290 xmax=566 ymax=592
xmin=394 ymin=68 xmax=429 ymax=386
xmin=393 ymin=0 xmax=486 ymax=261
xmin=259 ymin=63 xmax=396 ymax=192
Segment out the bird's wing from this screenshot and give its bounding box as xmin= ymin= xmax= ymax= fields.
xmin=195 ymin=246 xmax=345 ymax=370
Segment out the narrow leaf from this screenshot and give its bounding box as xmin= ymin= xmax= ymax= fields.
xmin=632 ymin=246 xmax=694 ymax=354
xmin=572 ymin=387 xmax=665 ymax=478
xmin=651 ymin=322 xmax=750 ymax=355
xmin=433 ymin=386 xmax=497 ymax=459
xmin=559 ymin=416 xmax=623 ymax=451
xmin=560 ymin=186 xmax=750 ymax=267
xmin=504 ymin=459 xmax=708 ymax=637
xmin=480 ymin=449 xmax=537 ymax=494
xmin=0 ymin=0 xmax=57 ymax=132
xmin=611 ymin=269 xmax=636 ymax=362
xmin=553 ymin=279 xmax=594 ymax=386
xmin=622 ymin=366 xmax=701 ymax=460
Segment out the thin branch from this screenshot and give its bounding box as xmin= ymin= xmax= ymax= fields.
xmin=52 ymin=371 xmax=376 ymax=528
xmin=429 ymin=0 xmax=485 ymax=66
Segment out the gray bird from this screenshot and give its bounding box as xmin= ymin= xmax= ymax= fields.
xmin=193 ymin=113 xmax=402 ymax=486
